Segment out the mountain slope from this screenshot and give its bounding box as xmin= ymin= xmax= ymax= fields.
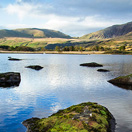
xmin=0 ymin=28 xmax=71 ymax=38
xmin=81 ymin=21 xmax=132 ymax=40
xmin=0 ymin=29 xmax=31 ymax=38
xmin=113 ymin=31 xmax=132 ymax=40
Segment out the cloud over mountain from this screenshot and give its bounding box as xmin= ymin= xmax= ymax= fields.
xmin=1 ymin=0 xmax=132 ymax=36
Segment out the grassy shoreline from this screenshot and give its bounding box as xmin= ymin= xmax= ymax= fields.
xmin=0 ymin=50 xmax=131 ymax=55
xmin=0 ymin=51 xmax=105 ymax=54
xmin=44 ymin=51 xmax=105 ymax=55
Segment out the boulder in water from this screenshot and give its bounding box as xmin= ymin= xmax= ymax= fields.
xmin=108 ymin=74 xmax=132 ymax=86
xmin=80 ymin=62 xmax=103 ymax=67
xmin=22 ymin=102 xmax=116 ymax=132
xmin=8 ymin=57 xmax=22 ymax=61
xmin=0 ymin=72 xmax=21 ymax=87
xmin=25 ymin=65 xmax=43 ymax=70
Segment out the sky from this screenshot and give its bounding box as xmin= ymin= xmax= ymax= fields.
xmin=0 ymin=0 xmax=132 ymax=37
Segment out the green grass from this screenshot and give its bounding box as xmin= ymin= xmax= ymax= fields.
xmin=0 ymin=36 xmax=132 ymax=52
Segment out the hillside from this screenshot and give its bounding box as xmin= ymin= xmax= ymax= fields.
xmin=0 ymin=22 xmax=132 ymax=52
xmin=113 ymin=31 xmax=132 ymax=40
xmin=0 ymin=37 xmax=96 ymax=50
xmin=0 ymin=28 xmax=71 ymax=39
xmin=81 ymin=21 xmax=132 ymax=40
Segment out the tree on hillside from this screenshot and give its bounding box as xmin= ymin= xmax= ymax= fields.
xmin=74 ymin=46 xmax=79 ymax=51
xmin=55 ymin=46 xmax=60 ymax=51
xmin=79 ymin=46 xmax=83 ymax=51
xmin=119 ymin=45 xmax=126 ymax=51
xmin=69 ymin=46 xmax=75 ymax=51
xmin=99 ymin=46 xmax=104 ymax=51
xmin=91 ymin=45 xmax=99 ymax=51
xmin=63 ymin=46 xmax=69 ymax=51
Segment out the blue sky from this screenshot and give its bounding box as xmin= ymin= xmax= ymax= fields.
xmin=0 ymin=0 xmax=132 ymax=36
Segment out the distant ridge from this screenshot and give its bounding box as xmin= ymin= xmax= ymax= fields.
xmin=81 ymin=21 xmax=132 ymax=40
xmin=0 ymin=28 xmax=71 ymax=38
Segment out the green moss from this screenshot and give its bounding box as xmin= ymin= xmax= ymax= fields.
xmin=115 ymin=74 xmax=132 ymax=80
xmin=100 ymin=110 xmax=107 ymax=116
xmin=108 ymin=74 xmax=132 ymax=86
xmin=23 ymin=102 xmax=114 ymax=132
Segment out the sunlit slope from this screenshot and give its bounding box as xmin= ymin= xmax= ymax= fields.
xmin=81 ymin=21 xmax=132 ymax=40
xmin=0 ymin=28 xmax=71 ymax=38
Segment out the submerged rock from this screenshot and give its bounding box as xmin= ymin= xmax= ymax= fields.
xmin=80 ymin=62 xmax=103 ymax=67
xmin=97 ymin=69 xmax=110 ymax=72
xmin=22 ymin=102 xmax=116 ymax=132
xmin=25 ymin=65 xmax=43 ymax=70
xmin=0 ymin=72 xmax=21 ymax=87
xmin=8 ymin=57 xmax=22 ymax=61
xmin=108 ymin=74 xmax=132 ymax=86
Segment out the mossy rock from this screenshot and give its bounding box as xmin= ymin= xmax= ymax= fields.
xmin=108 ymin=74 xmax=132 ymax=86
xmin=22 ymin=102 xmax=115 ymax=132
xmin=80 ymin=62 xmax=103 ymax=67
xmin=25 ymin=65 xmax=43 ymax=70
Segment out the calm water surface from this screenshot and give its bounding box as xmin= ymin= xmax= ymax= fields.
xmin=0 ymin=54 xmax=132 ymax=132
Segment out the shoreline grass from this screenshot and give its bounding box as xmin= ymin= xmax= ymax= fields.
xmin=0 ymin=50 xmax=131 ymax=55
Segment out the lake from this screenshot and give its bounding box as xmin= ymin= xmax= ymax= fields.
xmin=0 ymin=54 xmax=132 ymax=132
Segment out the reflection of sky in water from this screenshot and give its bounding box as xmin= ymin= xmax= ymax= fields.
xmin=0 ymin=54 xmax=132 ymax=132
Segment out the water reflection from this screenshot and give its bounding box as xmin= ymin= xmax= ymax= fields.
xmin=110 ymin=83 xmax=132 ymax=90
xmin=0 ymin=54 xmax=132 ymax=132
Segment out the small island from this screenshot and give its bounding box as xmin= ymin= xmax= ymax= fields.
xmin=23 ymin=102 xmax=115 ymax=132
xmin=25 ymin=65 xmax=43 ymax=70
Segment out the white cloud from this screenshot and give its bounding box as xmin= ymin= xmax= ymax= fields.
xmin=43 ymin=15 xmax=121 ymax=36
xmin=3 ymin=0 xmax=132 ymax=36
xmin=5 ymin=2 xmax=41 ymax=20
xmin=6 ymin=24 xmax=29 ymax=29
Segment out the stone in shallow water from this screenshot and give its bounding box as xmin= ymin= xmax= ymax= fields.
xmin=108 ymin=74 xmax=132 ymax=85
xmin=108 ymin=74 xmax=132 ymax=90
xmin=25 ymin=65 xmax=43 ymax=70
xmin=22 ymin=102 xmax=116 ymax=132
xmin=97 ymin=69 xmax=110 ymax=72
xmin=80 ymin=62 xmax=103 ymax=67
xmin=0 ymin=72 xmax=21 ymax=87
xmin=8 ymin=57 xmax=22 ymax=61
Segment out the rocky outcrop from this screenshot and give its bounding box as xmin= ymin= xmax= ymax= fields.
xmin=0 ymin=72 xmax=21 ymax=87
xmin=8 ymin=57 xmax=22 ymax=61
xmin=22 ymin=102 xmax=116 ymax=132
xmin=25 ymin=65 xmax=43 ymax=70
xmin=97 ymin=69 xmax=110 ymax=72
xmin=108 ymin=74 xmax=132 ymax=86
xmin=80 ymin=62 xmax=103 ymax=67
